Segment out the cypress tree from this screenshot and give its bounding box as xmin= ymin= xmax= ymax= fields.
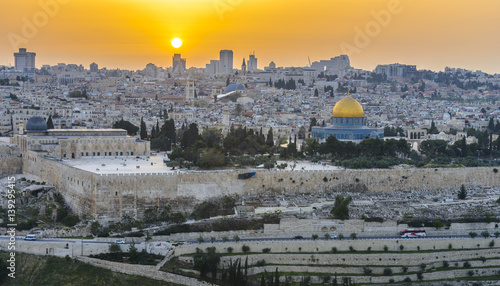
xmin=266 ymin=127 xmax=274 ymax=147
xmin=140 ymin=117 xmax=147 ymax=139
xmin=46 ymin=115 xmax=54 ymax=129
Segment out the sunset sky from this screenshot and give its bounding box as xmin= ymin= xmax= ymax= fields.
xmin=1 ymin=0 xmax=500 ymax=73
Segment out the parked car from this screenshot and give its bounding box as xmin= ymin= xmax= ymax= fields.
xmin=114 ymin=240 xmax=125 ymax=244
xmin=293 ymin=235 xmax=304 ymax=239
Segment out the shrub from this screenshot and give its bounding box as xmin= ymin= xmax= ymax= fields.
xmin=350 ymin=233 xmax=357 ymax=239
xmin=463 ymin=261 xmax=471 ymax=268
xmin=197 ymin=236 xmax=204 ymax=243
xmin=312 ymin=234 xmax=318 ymax=240
xmin=481 ymin=231 xmax=490 ymax=238
xmin=403 ymin=277 xmax=411 ymax=282
xmin=443 ymin=261 xmax=449 ymax=268
xmin=255 ymin=259 xmax=266 ymax=267
xmin=222 ymin=236 xmax=229 ymax=242
xmin=233 ymin=235 xmax=240 ymax=242
xmin=448 ymin=243 xmax=453 ymax=250
xmin=402 ymin=266 xmax=408 ymax=273
xmin=109 ymin=244 xmax=122 ymax=253
xmin=242 ymin=245 xmax=250 ymax=253
xmin=490 ymin=239 xmax=495 ymax=247
xmin=227 ymin=247 xmax=233 ymax=253
xmin=349 ymin=246 xmax=355 ymax=252
xmin=383 ymin=245 xmax=389 ymax=252
xmin=467 ymin=270 xmax=474 ymax=277
xmin=324 ymin=233 xmax=330 ymax=240
xmin=383 ymin=268 xmax=392 ymax=276
xmin=363 ymin=267 xmax=372 ymax=275
xmin=480 ymin=256 xmax=487 ymax=263
xmin=420 ymin=263 xmax=426 ymax=271
xmin=210 ymin=237 xmax=216 ymax=243
xmin=389 ymin=279 xmax=395 ymax=283
xmin=416 ymin=272 xmax=423 ymax=280
xmin=367 ymin=247 xmax=372 ymax=252
xmin=433 ymin=220 xmax=445 ymax=229
xmin=331 ymin=247 xmax=338 ymax=253
xmin=338 ymin=233 xmax=344 ymax=240
xmin=262 ymin=248 xmax=271 ymax=253
xmin=469 ymin=232 xmax=477 ymax=238
xmin=399 ymin=245 xmax=404 ymax=252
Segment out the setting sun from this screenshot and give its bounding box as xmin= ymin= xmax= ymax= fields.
xmin=171 ymin=38 xmax=182 ymax=49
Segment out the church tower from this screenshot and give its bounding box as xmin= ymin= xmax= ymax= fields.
xmin=185 ymin=77 xmax=195 ymax=101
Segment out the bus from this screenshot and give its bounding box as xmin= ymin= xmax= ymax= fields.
xmin=399 ymin=229 xmax=426 ymax=238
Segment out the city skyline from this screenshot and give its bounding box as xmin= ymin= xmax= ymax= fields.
xmin=1 ymin=0 xmax=500 ymax=73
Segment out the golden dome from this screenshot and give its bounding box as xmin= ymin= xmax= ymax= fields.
xmin=332 ymin=96 xmax=364 ymax=118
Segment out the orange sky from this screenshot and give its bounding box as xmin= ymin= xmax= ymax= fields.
xmin=1 ymin=0 xmax=500 ymax=73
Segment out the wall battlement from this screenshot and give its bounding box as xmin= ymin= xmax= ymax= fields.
xmin=23 ymin=152 xmax=500 ymax=222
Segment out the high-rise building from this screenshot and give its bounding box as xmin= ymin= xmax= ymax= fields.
xmin=206 ymin=60 xmax=219 ymax=77
xmin=219 ymin=50 xmax=233 ymax=74
xmin=248 ymin=53 xmax=258 ymax=72
xmin=90 ymin=62 xmax=98 ymax=73
xmin=374 ymin=63 xmax=417 ymax=79
xmin=14 ymin=48 xmax=36 ymax=71
xmin=172 ymin=54 xmax=186 ymax=73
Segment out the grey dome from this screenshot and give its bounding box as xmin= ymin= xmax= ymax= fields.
xmin=225 ymin=83 xmax=245 ymax=93
xmin=26 ymin=116 xmax=48 ymax=132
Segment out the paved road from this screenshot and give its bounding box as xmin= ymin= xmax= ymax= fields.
xmin=2 ymin=234 xmax=495 ymax=245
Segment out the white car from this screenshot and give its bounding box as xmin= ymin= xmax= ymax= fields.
xmin=114 ymin=240 xmax=125 ymax=244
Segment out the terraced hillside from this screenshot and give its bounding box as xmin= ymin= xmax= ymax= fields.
xmin=162 ymin=238 xmax=500 ymax=285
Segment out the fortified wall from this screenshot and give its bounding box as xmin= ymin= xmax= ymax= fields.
xmin=0 ymin=143 xmax=22 ymax=177
xmin=23 ymin=152 xmax=500 ymax=222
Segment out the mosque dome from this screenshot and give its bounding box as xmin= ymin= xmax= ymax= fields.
xmin=332 ymin=96 xmax=364 ymax=118
xmin=25 ymin=116 xmax=48 ymax=132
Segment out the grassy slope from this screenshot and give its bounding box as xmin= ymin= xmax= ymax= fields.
xmin=0 ymin=251 xmax=176 ymax=286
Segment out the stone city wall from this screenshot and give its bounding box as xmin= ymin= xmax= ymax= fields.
xmin=23 ymin=153 xmax=500 ymax=221
xmin=0 ymin=144 xmax=22 ymax=177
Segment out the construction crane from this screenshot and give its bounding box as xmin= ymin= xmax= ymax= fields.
xmin=308 ymin=56 xmax=311 ymax=67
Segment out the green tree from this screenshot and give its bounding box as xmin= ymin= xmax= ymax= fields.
xmin=109 ymin=243 xmax=122 ymax=253
xmin=481 ymin=230 xmax=490 ymax=238
xmin=266 ymin=127 xmax=274 ymax=147
xmin=331 ymin=195 xmax=352 ymax=220
xmin=202 ymin=128 xmax=222 ymax=148
xmin=181 ymin=123 xmax=201 ymax=149
xmin=458 ymin=184 xmax=467 ymax=200
xmin=433 ymin=220 xmax=445 ymax=229
xmin=112 ymin=119 xmax=139 ymax=136
xmin=234 ymin=104 xmax=243 ymax=116
xmin=140 ymin=117 xmax=147 ymax=140
xmin=8 ymin=93 xmax=18 ymax=100
xmin=428 ymin=120 xmax=439 ymax=134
